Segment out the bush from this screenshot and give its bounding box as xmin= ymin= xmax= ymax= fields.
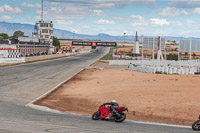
xmin=167 ymin=54 xmax=178 ymax=60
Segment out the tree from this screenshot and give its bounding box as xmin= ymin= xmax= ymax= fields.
xmin=172 ymin=40 xmax=176 ymax=44
xmin=185 ymin=52 xmax=188 ymax=59
xmin=192 ymin=53 xmax=196 ymax=59
xmin=0 ymin=33 xmax=8 ymax=39
xmin=13 ymin=30 xmax=24 ymax=37
xmin=53 ymin=37 xmax=60 ymax=48
xmin=167 ymin=54 xmax=178 ymax=60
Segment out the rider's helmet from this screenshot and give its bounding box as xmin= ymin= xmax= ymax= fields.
xmin=111 ymin=100 xmax=116 ymax=103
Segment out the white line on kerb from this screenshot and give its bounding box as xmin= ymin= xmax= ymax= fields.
xmin=27 ymin=103 xmax=191 ymax=129
xmin=126 ymin=120 xmax=191 ymax=129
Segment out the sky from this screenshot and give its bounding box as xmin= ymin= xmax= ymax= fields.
xmin=1 ymin=0 xmax=200 ymax=37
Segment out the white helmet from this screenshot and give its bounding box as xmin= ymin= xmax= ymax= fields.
xmin=111 ymin=100 xmax=116 ymax=103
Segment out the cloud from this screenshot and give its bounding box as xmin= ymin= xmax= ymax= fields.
xmin=150 ymin=18 xmax=169 ymax=26
xmin=21 ymin=2 xmax=41 ymax=8
xmin=171 ymin=21 xmax=184 ymax=27
xmin=45 ymin=0 xmax=156 ymax=9
xmin=41 ymin=0 xmax=156 ymax=21
xmin=0 ymin=4 xmax=23 ymax=15
xmin=56 ymin=20 xmax=73 ymax=25
xmin=83 ymin=25 xmax=90 ymax=29
xmin=95 ymin=19 xmax=115 ymax=25
xmin=193 ymin=8 xmax=200 ymax=15
xmin=169 ymin=0 xmax=200 ymax=8
xmin=92 ymin=10 xmax=105 ymax=16
xmin=42 ymin=3 xmax=90 ymax=20
xmin=130 ymin=15 xmax=144 ymax=20
xmin=36 ymin=10 xmax=47 ymax=15
xmin=1 ymin=15 xmax=12 ymax=20
xmin=158 ymin=7 xmax=190 ymax=17
xmin=186 ymin=19 xmax=194 ymax=25
xmin=130 ymin=15 xmax=148 ymax=26
xmin=113 ymin=16 xmax=124 ymax=20
xmin=181 ymin=10 xmax=190 ymax=15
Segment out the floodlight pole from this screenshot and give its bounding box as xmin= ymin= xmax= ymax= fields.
xmin=178 ymin=42 xmax=180 ymax=60
xmin=71 ymin=42 xmax=73 ymax=53
xmin=190 ymin=40 xmax=192 ymax=60
xmin=152 ymin=38 xmax=154 ymax=60
xmin=124 ymin=33 xmax=126 ymax=42
xmin=142 ymin=35 xmax=144 ymax=59
xmin=116 ymin=43 xmax=118 ymax=55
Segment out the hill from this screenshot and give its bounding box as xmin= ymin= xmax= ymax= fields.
xmin=0 ymin=21 xmax=199 ymax=42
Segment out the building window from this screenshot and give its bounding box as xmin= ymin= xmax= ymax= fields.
xmin=42 ymin=29 xmax=48 ymax=33
xmin=45 ymin=35 xmax=49 ymax=38
xmin=40 ymin=23 xmax=49 ymax=27
xmin=49 ymin=30 xmax=53 ymax=34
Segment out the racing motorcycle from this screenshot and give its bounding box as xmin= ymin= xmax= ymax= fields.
xmin=192 ymin=115 xmax=200 ymax=130
xmin=92 ymin=104 xmax=128 ymax=122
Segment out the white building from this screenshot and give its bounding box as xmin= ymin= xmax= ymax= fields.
xmin=33 ymin=21 xmax=53 ymax=47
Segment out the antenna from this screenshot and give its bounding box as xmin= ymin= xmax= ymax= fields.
xmin=41 ymin=0 xmax=44 ymax=21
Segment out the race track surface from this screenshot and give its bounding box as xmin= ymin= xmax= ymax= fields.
xmin=0 ymin=48 xmax=194 ymax=133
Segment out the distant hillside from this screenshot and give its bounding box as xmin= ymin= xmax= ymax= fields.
xmin=0 ymin=21 xmax=200 ymax=42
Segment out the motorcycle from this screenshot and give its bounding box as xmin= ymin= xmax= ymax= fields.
xmin=192 ymin=115 xmax=200 ymax=130
xmin=92 ymin=104 xmax=128 ymax=122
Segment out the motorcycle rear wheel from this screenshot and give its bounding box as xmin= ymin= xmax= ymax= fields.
xmin=115 ymin=113 xmax=126 ymax=122
xmin=192 ymin=120 xmax=200 ymax=130
xmin=92 ymin=111 xmax=100 ymax=120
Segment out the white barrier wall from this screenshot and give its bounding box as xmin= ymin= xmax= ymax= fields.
xmin=0 ymin=58 xmax=25 ymax=63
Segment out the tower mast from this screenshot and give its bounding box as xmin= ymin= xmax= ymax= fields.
xmin=41 ymin=0 xmax=44 ymax=21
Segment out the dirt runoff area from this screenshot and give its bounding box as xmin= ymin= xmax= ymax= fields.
xmin=35 ymin=63 xmax=200 ymax=126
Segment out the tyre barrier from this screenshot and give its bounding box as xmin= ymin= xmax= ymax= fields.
xmin=128 ymin=63 xmax=198 ymax=75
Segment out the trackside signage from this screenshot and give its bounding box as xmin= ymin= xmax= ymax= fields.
xmin=96 ymin=42 xmax=116 ymax=47
xmin=92 ymin=42 xmax=96 ymax=46
xmin=72 ymin=41 xmax=117 ymax=47
xmin=72 ymin=41 xmax=92 ymax=46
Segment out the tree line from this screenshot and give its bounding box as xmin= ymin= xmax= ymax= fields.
xmin=0 ymin=31 xmax=60 ymax=47
xmin=0 ymin=30 xmax=24 ymax=39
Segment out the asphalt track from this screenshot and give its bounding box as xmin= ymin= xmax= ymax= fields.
xmin=0 ymin=47 xmax=194 ymax=133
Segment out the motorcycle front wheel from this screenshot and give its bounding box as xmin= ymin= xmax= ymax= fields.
xmin=115 ymin=113 xmax=126 ymax=122
xmin=92 ymin=111 xmax=100 ymax=120
xmin=192 ymin=120 xmax=200 ymax=130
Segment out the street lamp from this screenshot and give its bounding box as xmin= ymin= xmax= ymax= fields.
xmin=124 ymin=32 xmax=126 ymax=42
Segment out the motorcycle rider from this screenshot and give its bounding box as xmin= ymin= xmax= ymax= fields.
xmin=103 ymin=100 xmax=119 ymax=115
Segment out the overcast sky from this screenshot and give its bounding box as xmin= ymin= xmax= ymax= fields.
xmin=1 ymin=0 xmax=200 ymax=37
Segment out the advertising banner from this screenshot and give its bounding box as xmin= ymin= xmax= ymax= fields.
xmin=72 ymin=41 xmax=92 ymax=46
xmin=0 ymin=50 xmax=9 ymax=58
xmin=72 ymin=41 xmax=117 ymax=47
xmin=96 ymin=42 xmax=116 ymax=47
xmin=143 ymin=38 xmax=165 ymax=50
